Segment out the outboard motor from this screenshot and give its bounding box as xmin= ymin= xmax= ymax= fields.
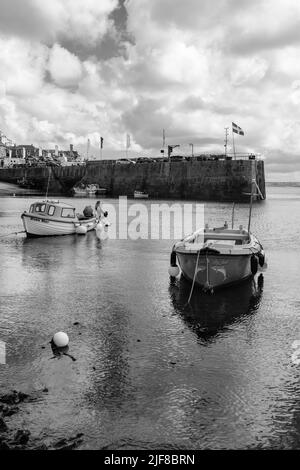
xmin=83 ymin=205 xmax=93 ymax=218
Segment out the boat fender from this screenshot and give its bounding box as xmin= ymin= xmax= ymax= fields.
xmin=76 ymin=225 xmax=87 ymax=235
xmin=251 ymin=254 xmax=258 ymax=275
xmin=170 ymin=250 xmax=177 ymax=267
xmin=258 ymin=250 xmax=265 ymax=267
xmin=168 ymin=250 xmax=179 ymax=277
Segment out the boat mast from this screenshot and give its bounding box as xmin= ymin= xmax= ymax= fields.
xmin=231 ymin=202 xmax=235 ymax=229
xmin=45 ymin=167 xmax=51 ymax=200
xmin=247 ymin=179 xmax=255 ymax=233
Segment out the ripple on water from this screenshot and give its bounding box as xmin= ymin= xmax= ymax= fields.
xmin=1 ymin=188 xmax=300 ymax=449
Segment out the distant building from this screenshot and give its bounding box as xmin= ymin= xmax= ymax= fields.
xmin=0 ymin=143 xmax=9 ymax=168
xmin=42 ymin=145 xmax=81 ymax=163
xmin=0 ymin=141 xmax=82 ymax=167
xmin=9 ymin=145 xmax=39 ymax=159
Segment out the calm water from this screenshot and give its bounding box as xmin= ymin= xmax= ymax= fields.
xmin=1 ymin=183 xmax=300 ymax=450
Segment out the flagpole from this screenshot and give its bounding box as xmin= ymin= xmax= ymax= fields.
xmin=224 ymin=127 xmax=229 ymax=157
xmin=86 ymin=139 xmax=90 ymax=160
xmin=232 ymin=128 xmax=236 ymax=160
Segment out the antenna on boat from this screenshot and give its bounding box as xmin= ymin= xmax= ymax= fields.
xmin=247 ymin=179 xmax=255 ymax=233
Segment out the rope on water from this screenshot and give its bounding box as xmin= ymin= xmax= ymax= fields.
xmin=0 ymin=230 xmax=26 ymax=238
xmin=187 ymin=248 xmax=201 ymax=305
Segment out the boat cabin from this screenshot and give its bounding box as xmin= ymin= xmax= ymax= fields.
xmin=28 ymin=201 xmax=76 ymax=219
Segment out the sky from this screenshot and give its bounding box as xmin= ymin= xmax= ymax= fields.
xmin=0 ymin=1 xmax=300 ymax=180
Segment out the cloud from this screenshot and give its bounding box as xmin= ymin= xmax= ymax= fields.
xmin=48 ymin=44 xmax=83 ymax=87
xmin=0 ymin=0 xmax=300 ymax=178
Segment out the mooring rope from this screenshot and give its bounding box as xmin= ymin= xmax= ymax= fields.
xmin=187 ymin=248 xmax=201 ymax=305
xmin=0 ymin=230 xmax=26 ymax=238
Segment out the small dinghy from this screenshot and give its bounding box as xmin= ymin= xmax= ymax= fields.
xmin=134 ymin=190 xmax=149 ymax=199
xmin=21 ymin=201 xmax=97 ymax=237
xmin=169 ymin=225 xmax=266 ymax=292
xmin=169 ymin=179 xmax=267 ymax=292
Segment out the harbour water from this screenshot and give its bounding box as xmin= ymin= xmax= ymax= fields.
xmin=1 ymin=182 xmax=300 ymax=449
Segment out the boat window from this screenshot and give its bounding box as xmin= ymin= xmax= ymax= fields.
xmin=29 ymin=205 xmax=34 ymax=213
xmin=61 ymin=208 xmax=75 ymax=218
xmin=48 ymin=205 xmax=56 ymax=216
xmin=35 ymin=204 xmax=46 ymax=213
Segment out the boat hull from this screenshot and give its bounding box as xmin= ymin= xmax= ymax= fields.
xmin=21 ymin=213 xmax=97 ymax=237
xmin=176 ymin=251 xmax=253 ymax=290
xmin=134 ymin=193 xmax=149 ymax=199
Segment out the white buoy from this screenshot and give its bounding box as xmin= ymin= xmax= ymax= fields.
xmin=168 ymin=266 xmax=180 ymax=277
xmin=53 ymin=332 xmax=69 ymax=348
xmin=291 ymin=350 xmax=300 ymax=365
xmin=76 ymin=225 xmax=87 ymax=235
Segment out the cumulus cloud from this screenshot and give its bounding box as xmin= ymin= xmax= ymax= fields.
xmin=0 ymin=0 xmax=300 ymax=178
xmin=48 ymin=44 xmax=83 ymax=87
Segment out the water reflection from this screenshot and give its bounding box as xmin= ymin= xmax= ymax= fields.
xmin=21 ymin=232 xmax=95 ymax=270
xmin=84 ymin=303 xmax=132 ymax=413
xmin=169 ymin=274 xmax=264 ymax=342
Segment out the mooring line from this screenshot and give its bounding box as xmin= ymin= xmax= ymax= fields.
xmin=0 ymin=230 xmax=26 ymax=238
xmin=186 ymin=248 xmax=201 ymax=305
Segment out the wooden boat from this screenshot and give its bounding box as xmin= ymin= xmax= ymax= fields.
xmin=170 ymin=225 xmax=265 ymax=292
xmin=21 ymin=200 xmax=97 ymax=237
xmin=168 ymin=179 xmax=267 ymax=292
xmin=134 ymin=190 xmax=149 ymax=199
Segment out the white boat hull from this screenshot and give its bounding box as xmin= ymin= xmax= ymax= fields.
xmin=134 ymin=193 xmax=149 ymax=199
xmin=21 ymin=213 xmax=97 ymax=237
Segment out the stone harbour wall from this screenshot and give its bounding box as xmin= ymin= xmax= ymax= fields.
xmin=0 ymin=159 xmax=266 ymax=201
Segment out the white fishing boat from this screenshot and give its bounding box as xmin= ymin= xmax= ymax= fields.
xmin=72 ymin=184 xmax=99 ymax=195
xmin=134 ymin=190 xmax=149 ymax=199
xmin=86 ymin=184 xmax=98 ymax=195
xmin=73 ymin=186 xmax=87 ymax=195
xmin=168 ymin=179 xmax=267 ymax=293
xmin=21 ymin=200 xmax=97 ymax=237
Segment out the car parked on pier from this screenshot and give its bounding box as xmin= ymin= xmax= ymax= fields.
xmin=115 ymin=158 xmax=136 ymax=165
xmin=170 ymin=155 xmax=187 ymax=162
xmin=136 ymin=157 xmax=153 ymax=163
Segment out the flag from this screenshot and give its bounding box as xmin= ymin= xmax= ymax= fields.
xmin=232 ymin=122 xmax=244 ymax=135
xmin=100 ymin=137 xmax=103 ymax=149
xmin=126 ymin=133 xmax=131 ymax=149
xmin=163 ymin=129 xmax=166 ymax=147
